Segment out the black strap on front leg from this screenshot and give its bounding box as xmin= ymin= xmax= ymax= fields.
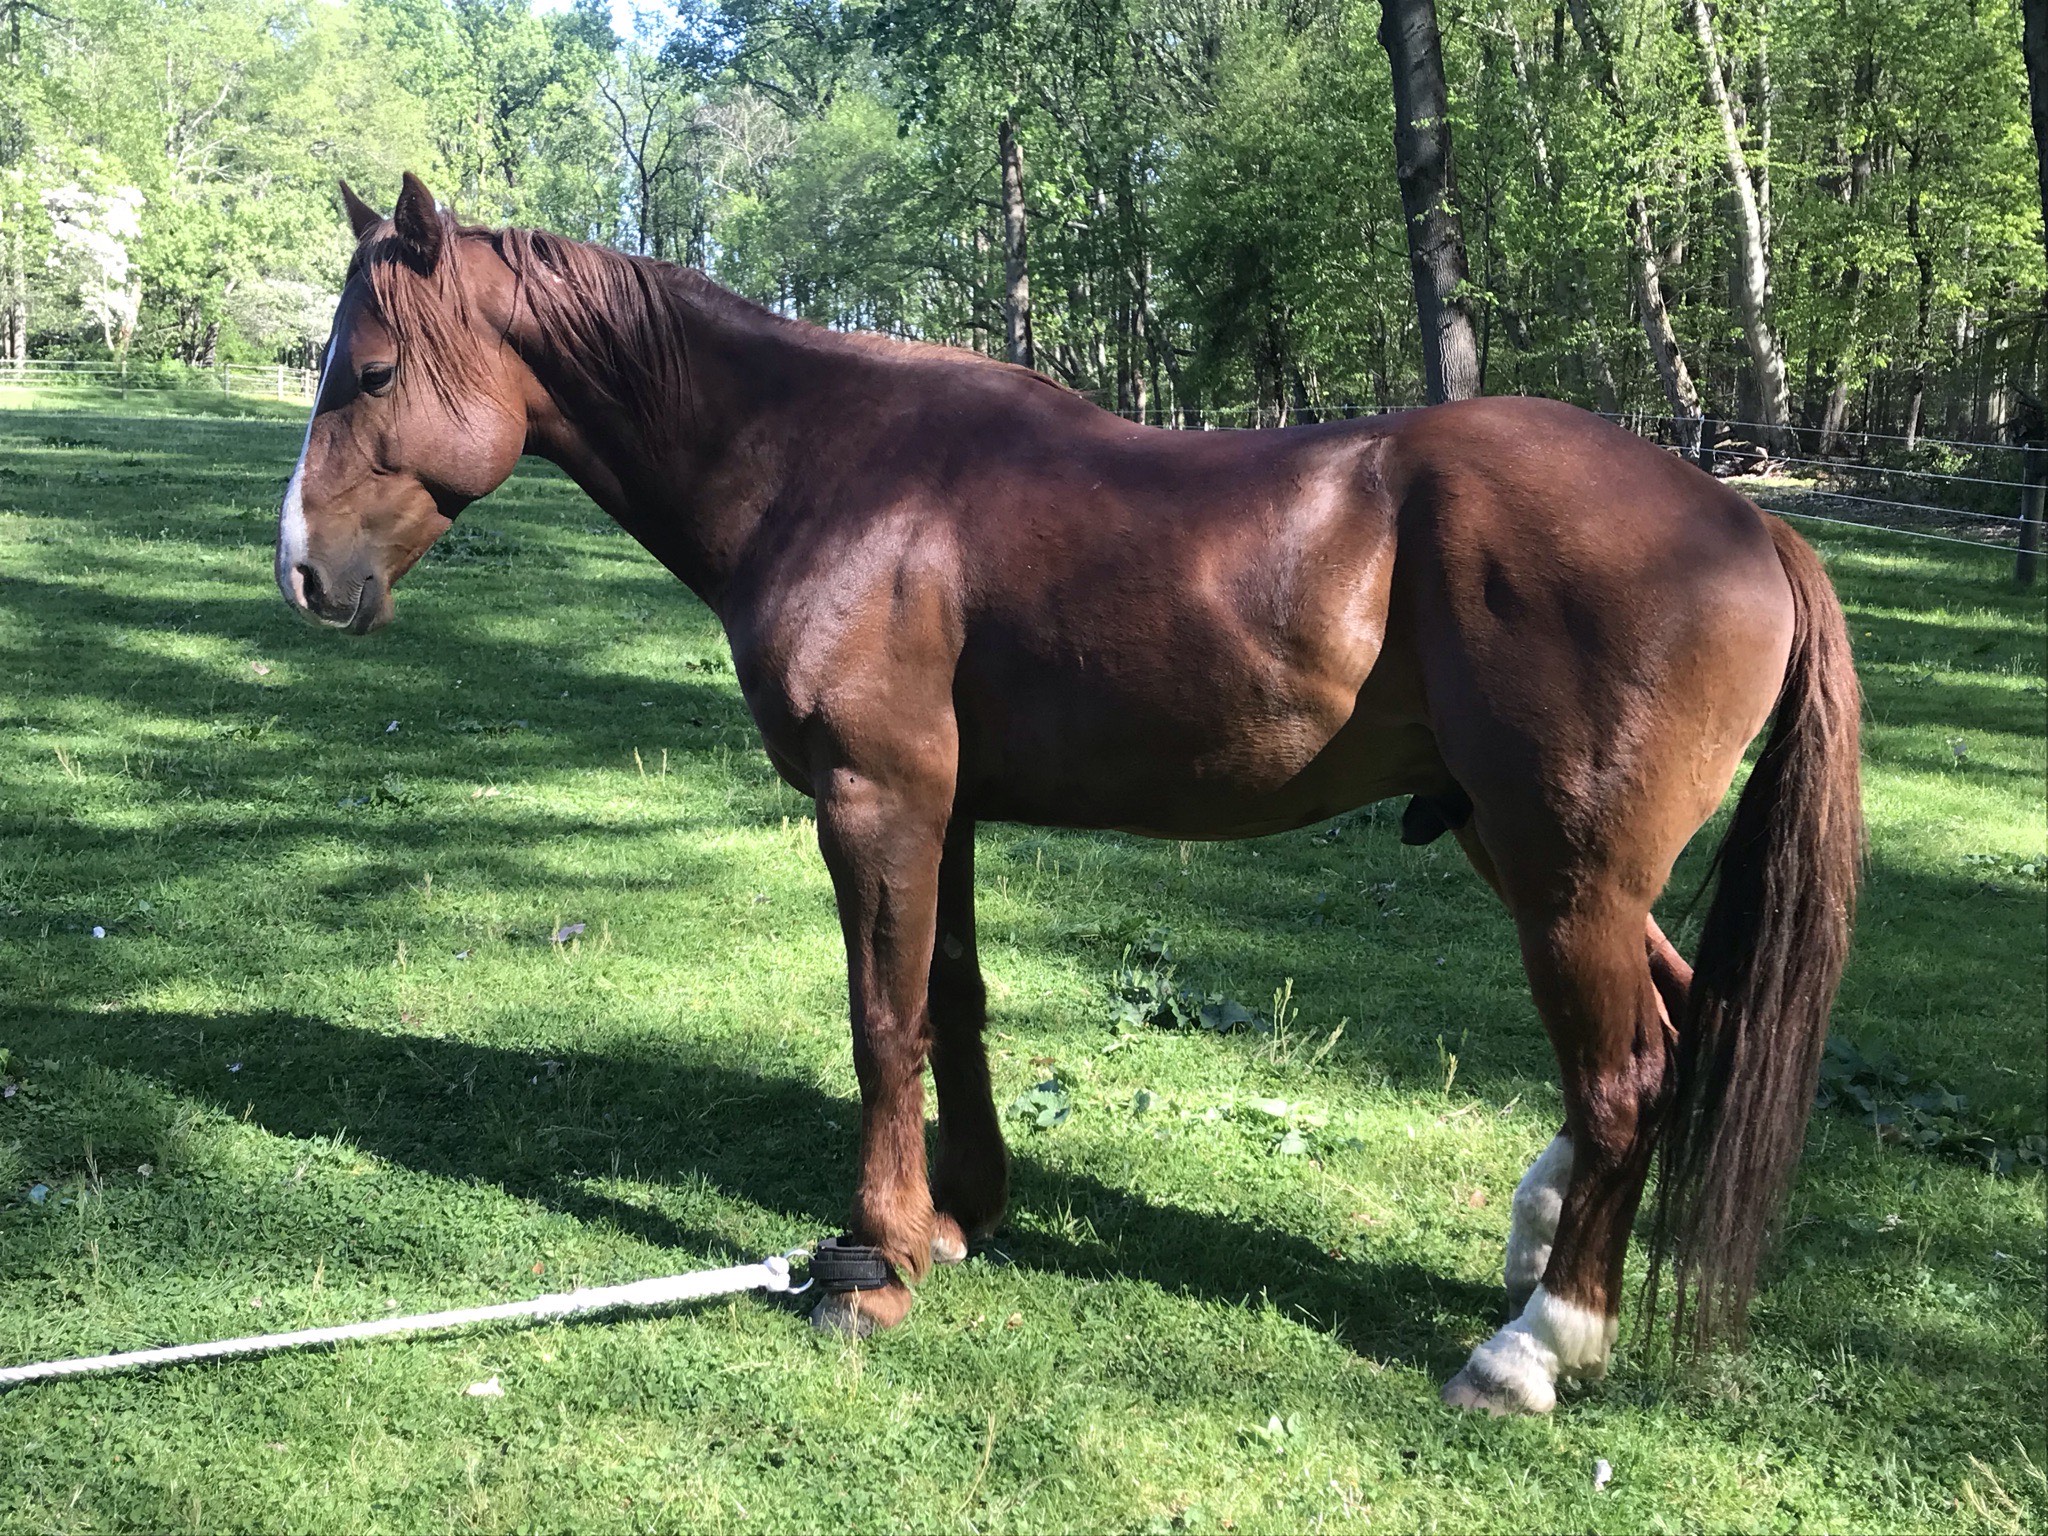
xmin=808 ymin=1236 xmax=893 ymax=1293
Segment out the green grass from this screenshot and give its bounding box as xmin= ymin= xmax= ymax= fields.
xmin=0 ymin=396 xmax=2042 ymax=1533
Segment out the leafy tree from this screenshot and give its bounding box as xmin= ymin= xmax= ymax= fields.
xmin=3 ymin=0 xmax=2035 ymax=436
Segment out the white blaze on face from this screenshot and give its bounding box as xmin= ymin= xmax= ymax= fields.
xmin=276 ymin=339 xmax=334 ymax=608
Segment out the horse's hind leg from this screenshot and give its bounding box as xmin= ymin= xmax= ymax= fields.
xmin=1451 ymin=826 xmax=1578 ymax=1316
xmin=1493 ymin=915 xmax=1689 ymax=1319
xmin=1503 ymin=1132 xmax=1573 ymax=1314
xmin=928 ymin=816 xmax=1008 ymax=1262
xmin=1443 ymin=893 xmax=1672 ymax=1414
xmin=1647 ymin=914 xmax=1692 ymax=1018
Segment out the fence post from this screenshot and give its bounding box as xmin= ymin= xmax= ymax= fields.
xmin=2019 ymin=444 xmax=2044 ymax=588
xmin=275 ymin=364 xmax=284 ymax=400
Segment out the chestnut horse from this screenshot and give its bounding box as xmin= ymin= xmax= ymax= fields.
xmin=276 ymin=176 xmax=1860 ymax=1414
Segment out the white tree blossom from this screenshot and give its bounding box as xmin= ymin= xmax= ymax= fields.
xmin=43 ymin=181 xmax=146 ymax=358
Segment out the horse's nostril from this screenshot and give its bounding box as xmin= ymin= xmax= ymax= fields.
xmin=296 ymin=563 xmax=325 ymax=611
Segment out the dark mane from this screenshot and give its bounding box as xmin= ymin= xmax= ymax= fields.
xmin=495 ymin=225 xmax=698 ymax=440
xmin=351 ymin=210 xmax=1066 ymax=439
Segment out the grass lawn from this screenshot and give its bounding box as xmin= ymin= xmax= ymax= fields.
xmin=0 ymin=393 xmax=2042 ymax=1533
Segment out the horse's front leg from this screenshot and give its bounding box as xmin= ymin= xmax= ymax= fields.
xmin=808 ymin=764 xmax=949 ymax=1338
xmin=928 ymin=815 xmax=1008 ymax=1262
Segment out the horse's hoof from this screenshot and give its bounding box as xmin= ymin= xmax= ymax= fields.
xmin=1441 ymin=1361 xmax=1555 ymax=1416
xmin=931 ymin=1214 xmax=969 ymax=1265
xmin=808 ymin=1280 xmax=915 ymax=1339
xmin=809 ymin=1291 xmax=879 ymax=1339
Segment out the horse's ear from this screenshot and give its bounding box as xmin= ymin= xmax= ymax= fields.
xmin=339 ymin=180 xmax=381 ymax=240
xmin=391 ymin=172 xmax=445 ymax=272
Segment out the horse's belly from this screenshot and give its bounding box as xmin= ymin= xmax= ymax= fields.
xmin=1112 ymin=720 xmax=1447 ymax=839
xmin=957 ymin=677 xmax=1445 ymax=840
xmin=952 ymin=492 xmax=1416 ymax=835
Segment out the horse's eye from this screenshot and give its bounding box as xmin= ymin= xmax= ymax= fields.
xmin=359 ymin=362 xmax=396 ymax=396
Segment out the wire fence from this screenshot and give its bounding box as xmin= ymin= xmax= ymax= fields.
xmin=1749 ymin=506 xmax=2024 ymax=552
xmin=5 ymin=359 xmax=2040 ymax=561
xmin=0 ymin=357 xmax=319 ymax=403
xmin=1591 ymin=409 xmax=2032 ymax=458
xmin=1081 ymin=397 xmax=2039 ymax=559
xmin=1582 ymin=412 xmax=2040 ymax=557
xmin=1735 ymin=453 xmax=2023 ymax=491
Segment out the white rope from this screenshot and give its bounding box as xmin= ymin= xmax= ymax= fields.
xmin=0 ymin=1254 xmax=802 ymax=1389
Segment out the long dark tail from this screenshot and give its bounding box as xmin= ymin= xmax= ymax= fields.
xmin=1648 ymin=516 xmax=1864 ymax=1354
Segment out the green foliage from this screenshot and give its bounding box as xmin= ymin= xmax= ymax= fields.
xmin=1112 ymin=928 xmax=1264 ymax=1034
xmin=4 ymin=0 xmax=2037 ymax=423
xmin=1157 ymin=12 xmax=1404 ymax=415
xmin=1818 ymin=1036 xmax=2048 ymax=1177
xmin=1005 ymin=1077 xmax=1073 ymax=1129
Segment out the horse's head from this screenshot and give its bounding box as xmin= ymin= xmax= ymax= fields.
xmin=276 ymin=174 xmax=526 ymax=633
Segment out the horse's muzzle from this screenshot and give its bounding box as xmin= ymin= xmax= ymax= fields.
xmin=285 ymin=560 xmax=390 ymax=634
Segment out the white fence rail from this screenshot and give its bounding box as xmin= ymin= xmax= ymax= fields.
xmin=1 ymin=357 xmax=319 ymax=403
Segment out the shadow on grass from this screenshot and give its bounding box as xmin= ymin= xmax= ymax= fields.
xmin=14 ymin=995 xmax=2037 ymax=1389
xmin=8 ymin=1005 xmax=1496 ymax=1378
xmin=3 ymin=511 xmax=2037 ymax=1117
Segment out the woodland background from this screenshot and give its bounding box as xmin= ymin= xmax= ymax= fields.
xmin=1 ymin=0 xmax=2042 ymax=445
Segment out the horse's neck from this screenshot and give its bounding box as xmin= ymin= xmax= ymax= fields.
xmin=520 ymin=279 xmax=826 ymax=611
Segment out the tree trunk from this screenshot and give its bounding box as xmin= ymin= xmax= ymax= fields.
xmin=1501 ymin=7 xmax=1618 ymax=412
xmin=1751 ymin=19 xmax=1772 ymax=260
xmin=1818 ymin=59 xmax=1874 ymax=456
xmin=1904 ymin=166 xmax=1934 ymax=449
xmin=1683 ymin=0 xmax=1793 ymax=451
xmin=2023 ymin=0 xmax=2048 ymax=280
xmin=3 ymin=196 xmax=24 ymax=367
xmin=999 ymin=114 xmax=1032 ymax=370
xmin=1130 ymin=301 xmax=1149 ymax=422
xmin=1131 ymin=244 xmax=1185 ymax=411
xmin=1566 ymin=0 xmax=1702 ymax=450
xmin=1377 ymin=0 xmax=1481 ymax=403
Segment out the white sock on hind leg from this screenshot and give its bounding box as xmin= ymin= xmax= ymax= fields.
xmin=1504 ymin=1135 xmax=1573 ymax=1304
xmin=1455 ymin=1283 xmax=1619 ymax=1411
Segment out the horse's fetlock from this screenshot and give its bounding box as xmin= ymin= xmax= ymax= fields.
xmin=854 ymin=1186 xmax=936 ymax=1283
xmin=932 ymin=1117 xmax=1009 ymax=1229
